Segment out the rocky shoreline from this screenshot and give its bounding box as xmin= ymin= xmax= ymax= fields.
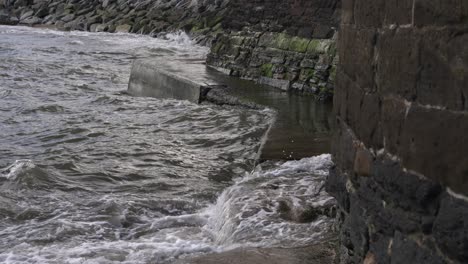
xmin=0 ymin=0 xmax=340 ymax=100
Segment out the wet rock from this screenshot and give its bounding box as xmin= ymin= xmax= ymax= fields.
xmin=61 ymin=14 xmax=75 ymax=23
xmin=0 ymin=10 xmax=14 ymax=25
xmin=64 ymin=18 xmax=86 ymax=31
xmin=94 ymin=24 xmax=107 ymax=32
xmin=19 ymin=10 xmax=34 ymax=20
xmin=21 ymin=16 xmax=41 ymax=25
xmin=277 ymin=199 xmax=336 ymax=223
xmin=35 ymin=7 xmax=49 ymax=18
xmin=115 ymin=24 xmax=131 ymax=33
xmin=257 ymin=77 xmax=290 ymax=91
xmin=433 ymin=193 xmax=468 ymax=262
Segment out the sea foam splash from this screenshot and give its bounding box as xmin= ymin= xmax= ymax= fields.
xmin=202 ymin=154 xmax=336 ymax=249
xmin=0 ymin=155 xmax=336 ymax=263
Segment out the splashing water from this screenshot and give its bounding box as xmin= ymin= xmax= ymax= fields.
xmin=0 ymin=26 xmax=335 ymax=263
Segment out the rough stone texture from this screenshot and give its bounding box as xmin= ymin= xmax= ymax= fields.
xmin=329 ymin=0 xmax=468 ymax=263
xmin=0 ymin=0 xmax=341 ymax=100
xmin=207 ymin=32 xmax=338 ymax=99
xmin=207 ymin=0 xmax=341 ymax=99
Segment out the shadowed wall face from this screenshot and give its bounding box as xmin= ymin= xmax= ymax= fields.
xmin=328 ymin=0 xmax=468 ymax=263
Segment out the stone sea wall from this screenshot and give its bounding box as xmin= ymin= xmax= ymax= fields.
xmin=207 ymin=0 xmax=341 ymax=99
xmin=0 ymin=0 xmax=341 ymax=99
xmin=328 ymin=0 xmax=468 ymax=263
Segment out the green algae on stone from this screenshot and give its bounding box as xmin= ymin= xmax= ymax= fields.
xmin=206 ymin=15 xmax=223 ymax=28
xmin=230 ymin=36 xmax=245 ymax=46
xmin=212 ymin=22 xmax=223 ymax=32
xmin=307 ymin=39 xmax=321 ymax=54
xmin=299 ymin=68 xmax=316 ymax=81
xmin=307 ymin=39 xmax=334 ymax=55
xmin=289 ymin=37 xmax=310 ymax=53
xmin=211 ymin=41 xmax=224 ymax=54
xmin=272 ymin=33 xmax=292 ymax=50
xmin=328 ymin=66 xmax=337 ymax=80
xmin=260 ymin=63 xmax=274 ymax=78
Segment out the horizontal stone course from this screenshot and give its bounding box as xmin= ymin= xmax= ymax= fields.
xmin=208 ymin=30 xmax=338 ymax=99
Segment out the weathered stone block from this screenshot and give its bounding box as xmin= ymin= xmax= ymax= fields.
xmin=358 ymin=93 xmax=382 ymax=148
xmin=367 ymin=233 xmax=391 ymax=264
xmin=417 ymin=28 xmax=467 ymax=110
xmin=399 ymin=106 xmax=468 ymax=195
xmin=332 ymin=120 xmax=358 ymax=173
xmin=128 ymin=59 xmax=219 ymax=103
xmin=377 ymin=28 xmax=418 ymax=101
xmin=115 ymin=24 xmax=131 ymax=33
xmin=354 ymin=175 xmax=424 ymax=235
xmin=345 ymin=81 xmax=364 ymax=131
xmin=381 ymin=97 xmax=407 ymax=155
xmin=341 ymin=0 xmax=355 ymax=25
xmin=345 ymin=193 xmax=370 ymax=260
xmin=339 ymin=26 xmax=376 ymax=91
xmin=375 ymin=157 xmax=441 ymax=215
xmin=257 ymin=77 xmax=290 ymax=91
xmin=353 ymin=144 xmax=373 ymax=177
xmin=383 ymin=0 xmax=412 ymax=26
xmin=333 ymin=68 xmax=350 ymax=119
xmin=414 ymin=0 xmax=467 ymax=27
xmin=391 ymin=232 xmax=446 ymax=264
xmin=433 ymin=193 xmax=468 ymax=262
xmin=353 ymin=0 xmax=385 ymax=27
xmin=288 ymin=36 xmax=310 ymax=53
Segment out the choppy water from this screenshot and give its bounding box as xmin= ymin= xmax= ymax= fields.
xmin=0 ymin=26 xmax=335 ymax=264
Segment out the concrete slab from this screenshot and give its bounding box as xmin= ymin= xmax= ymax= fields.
xmin=128 ymin=58 xmax=220 ymax=103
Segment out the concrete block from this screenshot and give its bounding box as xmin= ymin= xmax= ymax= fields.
xmin=128 ymin=59 xmax=220 ymax=103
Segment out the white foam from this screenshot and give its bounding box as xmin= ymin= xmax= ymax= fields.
xmin=1 ymin=159 xmax=36 ymax=180
xmin=202 ymin=154 xmax=336 ymax=248
xmin=163 ymin=31 xmax=194 ymax=46
xmin=0 ymin=155 xmax=335 ymax=263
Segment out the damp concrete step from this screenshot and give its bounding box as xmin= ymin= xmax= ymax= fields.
xmin=128 ymin=58 xmax=221 ymax=103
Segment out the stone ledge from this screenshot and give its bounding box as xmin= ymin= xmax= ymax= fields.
xmin=128 ymin=59 xmax=221 ymax=103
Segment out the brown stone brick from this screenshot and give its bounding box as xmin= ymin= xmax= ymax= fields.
xmin=332 ymin=120 xmax=359 ymax=172
xmin=358 ymin=93 xmax=382 ymax=149
xmin=353 ymin=0 xmax=385 ymax=28
xmin=399 ymin=106 xmax=468 ymax=194
xmin=414 ymin=0 xmax=467 ymax=27
xmin=341 ymin=0 xmax=355 ymax=25
xmin=417 ymin=28 xmax=467 ymax=110
xmin=381 ymin=97 xmax=407 ymax=155
xmin=333 ymin=68 xmax=349 ymax=118
xmin=377 ymin=28 xmax=419 ymax=101
xmin=345 ymin=79 xmax=365 ymax=131
xmin=354 ymin=144 xmax=373 ymax=176
xmin=384 ymin=0 xmax=413 ymax=26
xmin=339 ymin=25 xmax=377 ymax=91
